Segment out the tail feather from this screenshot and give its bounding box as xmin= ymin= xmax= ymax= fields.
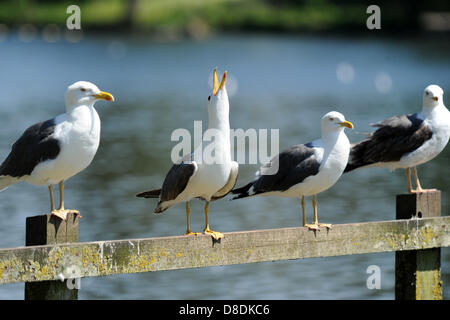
xmin=136 ymin=189 xmax=168 ymax=215
xmin=136 ymin=189 xmax=161 ymax=199
xmin=231 ymin=182 xmax=254 ymax=200
xmin=344 ymin=141 xmax=373 ymax=173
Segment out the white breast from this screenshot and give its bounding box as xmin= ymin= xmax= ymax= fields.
xmin=398 ymin=107 xmax=450 ymax=169
xmin=181 ymin=131 xmax=232 ymax=201
xmin=278 ymin=133 xmax=350 ymax=198
xmin=28 ymin=106 xmax=101 ymax=185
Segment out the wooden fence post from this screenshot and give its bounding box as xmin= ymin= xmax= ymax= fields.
xmin=24 ymin=213 xmax=79 ymax=300
xmin=395 ymin=190 xmax=443 ymax=300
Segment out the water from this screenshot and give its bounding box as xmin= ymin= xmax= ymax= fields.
xmin=0 ymin=33 xmax=449 ymax=299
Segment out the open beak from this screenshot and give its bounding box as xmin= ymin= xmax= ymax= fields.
xmin=213 ymin=69 xmax=227 ymax=96
xmin=432 ymin=96 xmax=438 ymax=101
xmin=339 ymin=121 xmax=354 ymax=129
xmin=94 ymin=91 xmax=115 ymax=102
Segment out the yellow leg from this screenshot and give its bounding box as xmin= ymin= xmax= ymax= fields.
xmin=48 ymin=185 xmax=55 ymax=212
xmin=305 ymin=195 xmax=332 ymax=230
xmin=50 ymin=181 xmax=81 ymax=220
xmin=59 ymin=180 xmax=65 ymax=210
xmin=185 ymin=202 xmax=200 ymax=236
xmin=410 ymin=167 xmax=437 ymax=193
xmin=305 ymin=195 xmax=320 ymax=230
xmin=406 ymin=168 xmax=413 ymax=193
xmin=301 ymin=196 xmax=306 ymax=227
xmin=203 ymin=201 xmax=224 ymax=240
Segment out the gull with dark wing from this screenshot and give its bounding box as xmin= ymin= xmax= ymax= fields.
xmin=137 ymin=69 xmax=238 ymax=240
xmin=232 ymin=111 xmax=353 ymax=230
xmin=345 ymin=85 xmax=449 ymax=193
xmin=0 ymin=81 xmax=114 ymax=219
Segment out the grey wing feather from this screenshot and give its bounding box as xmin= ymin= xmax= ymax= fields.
xmin=0 ymin=119 xmax=60 ymax=178
xmin=159 ymin=162 xmax=197 ymax=202
xmin=233 ymin=143 xmax=321 ymax=199
xmin=345 ymin=113 xmax=433 ymax=172
xmin=254 ymin=143 xmax=320 ymax=193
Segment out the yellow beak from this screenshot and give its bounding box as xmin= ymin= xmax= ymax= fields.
xmin=432 ymin=96 xmax=438 ymax=101
xmin=213 ymin=69 xmax=227 ymax=96
xmin=94 ymin=91 xmax=115 ymax=102
xmin=339 ymin=120 xmax=354 ymax=129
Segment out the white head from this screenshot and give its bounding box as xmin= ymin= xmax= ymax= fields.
xmin=207 ymin=68 xmax=229 ymax=119
xmin=423 ymin=84 xmax=444 ymax=108
xmin=65 ymin=81 xmax=114 ymax=110
xmin=321 ymin=111 xmax=354 ymax=135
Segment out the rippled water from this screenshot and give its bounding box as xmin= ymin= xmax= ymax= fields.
xmin=0 ymin=33 xmax=449 ymax=299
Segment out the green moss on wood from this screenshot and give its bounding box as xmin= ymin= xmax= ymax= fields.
xmin=0 ymin=217 xmax=449 ymax=285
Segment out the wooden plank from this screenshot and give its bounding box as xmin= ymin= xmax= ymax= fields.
xmin=0 ymin=216 xmax=449 ymax=285
xmin=26 ymin=213 xmax=79 ymax=246
xmin=24 ymin=213 xmax=79 ymax=300
xmin=395 ymin=191 xmax=443 ymax=300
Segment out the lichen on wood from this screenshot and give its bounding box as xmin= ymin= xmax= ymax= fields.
xmin=0 ymin=216 xmax=449 ymax=285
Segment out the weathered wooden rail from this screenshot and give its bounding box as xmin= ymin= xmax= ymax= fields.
xmin=0 ymin=191 xmax=448 ymax=299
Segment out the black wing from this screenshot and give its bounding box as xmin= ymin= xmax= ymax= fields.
xmin=159 ymin=162 xmax=196 ymax=203
xmin=136 ymin=163 xmax=197 ymax=201
xmin=0 ymin=119 xmax=60 ymax=177
xmin=345 ymin=113 xmax=432 ymax=172
xmin=232 ymin=143 xmax=321 ymax=198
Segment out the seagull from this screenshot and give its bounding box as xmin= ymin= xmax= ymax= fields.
xmin=344 ymin=85 xmax=450 ymax=193
xmin=232 ymin=111 xmax=353 ymax=230
xmin=136 ymin=69 xmax=238 ymax=240
xmin=0 ymin=81 xmax=114 ymax=220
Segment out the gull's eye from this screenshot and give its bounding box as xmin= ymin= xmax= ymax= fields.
xmin=80 ymin=88 xmax=87 ymax=92
xmin=425 ymin=91 xmax=430 ymax=96
xmin=329 ymin=117 xmax=334 ymax=121
xmin=207 ymin=95 xmax=211 ymax=101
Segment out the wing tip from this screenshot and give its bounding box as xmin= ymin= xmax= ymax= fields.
xmin=153 ymin=201 xmax=169 ymax=214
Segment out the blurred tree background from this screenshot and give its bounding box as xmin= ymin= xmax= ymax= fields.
xmin=0 ymin=0 xmax=449 ymax=36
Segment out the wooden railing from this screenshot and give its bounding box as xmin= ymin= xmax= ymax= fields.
xmin=0 ymin=191 xmax=447 ymax=300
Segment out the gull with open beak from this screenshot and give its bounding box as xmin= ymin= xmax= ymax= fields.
xmin=232 ymin=111 xmax=353 ymax=230
xmin=0 ymin=81 xmax=114 ymax=220
xmin=137 ymin=69 xmax=238 ymax=240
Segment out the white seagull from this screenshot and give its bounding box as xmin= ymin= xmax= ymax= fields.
xmin=137 ymin=69 xmax=238 ymax=240
xmin=344 ymin=85 xmax=450 ymax=193
xmin=232 ymin=111 xmax=354 ymax=230
xmin=0 ymin=81 xmax=114 ymax=220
